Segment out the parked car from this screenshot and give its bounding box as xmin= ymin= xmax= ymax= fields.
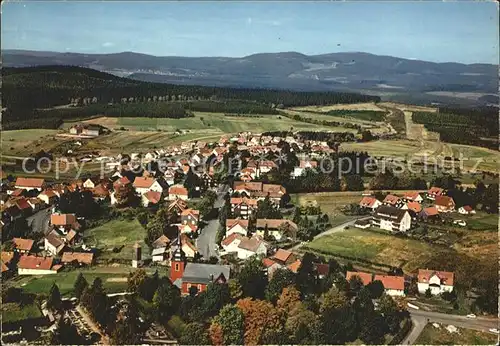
xmin=489 ymin=328 xmax=499 ymax=334
xmin=466 ymin=314 xmax=476 ymax=319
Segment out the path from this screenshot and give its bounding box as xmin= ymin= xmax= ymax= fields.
xmin=291 ymin=218 xmax=360 ymax=251
xmin=76 ymin=305 xmax=109 ymax=344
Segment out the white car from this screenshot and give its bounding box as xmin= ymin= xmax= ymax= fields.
xmin=489 ymin=328 xmax=499 ymax=334
xmin=453 ymin=220 xmax=467 ymax=227
xmin=466 ymin=314 xmax=477 ymax=319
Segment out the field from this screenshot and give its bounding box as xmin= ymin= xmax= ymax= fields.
xmin=9 ymin=266 xmax=167 ymax=296
xmin=83 ymin=219 xmax=148 ymax=261
xmin=303 ymin=228 xmax=435 ymax=272
xmin=415 ymin=323 xmax=497 ymax=345
xmin=292 ymin=102 xmax=385 ymax=112
xmin=2 ymin=129 xmax=61 ymax=156
xmin=2 ymin=302 xmax=43 ymax=323
xmin=291 ymin=191 xmax=362 ymax=219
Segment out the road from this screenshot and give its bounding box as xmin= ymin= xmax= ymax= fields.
xmin=403 ymin=309 xmax=499 ymax=344
xmin=291 ymin=217 xmax=360 ymax=251
xmin=196 ymin=184 xmax=229 ymax=259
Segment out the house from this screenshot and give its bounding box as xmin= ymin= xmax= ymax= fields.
xmin=152 ymin=235 xmax=171 ymax=249
xmin=113 ymin=176 xmax=131 ymax=189
xmin=420 ymin=207 xmax=440 ymax=220
xmin=292 ymin=160 xmax=318 ymax=178
xmin=225 ymin=219 xmax=249 ymax=237
xmin=359 ymin=196 xmax=382 ymax=211
xmin=255 ymin=219 xmax=298 ymax=241
xmin=458 ymin=205 xmax=475 ymax=215
xmin=371 ymin=206 xmax=411 ymax=232
xmin=262 ymin=258 xmax=282 ymax=278
xmin=81 ymin=124 xmax=104 ymax=137
xmin=50 ymin=213 xmax=80 ymax=232
xmin=44 ymin=230 xmax=66 ymax=255
xmin=142 ymin=191 xmax=162 ymax=207
xmin=170 ymin=234 xmax=198 ymax=259
xmin=287 ymin=259 xmax=302 ymax=273
xmin=271 ymin=249 xmax=296 ymax=265
xmin=167 ymin=198 xmax=188 ymax=215
xmin=133 ymin=177 xmax=164 ymax=195
xmin=354 ymin=218 xmax=371 ymax=229
xmin=168 ymin=185 xmax=189 ymax=201
xmin=403 ymin=191 xmax=424 ymax=203
xmin=427 ymin=186 xmax=444 ymax=200
xmin=181 ymin=209 xmax=199 ymax=227
xmin=12 ymin=238 xmax=34 ymax=254
xmin=170 ymin=247 xmax=230 ymax=295
xmin=383 ymin=194 xmax=404 ymax=208
xmin=178 ymin=223 xmax=198 ymax=234
xmin=152 ymin=247 xmax=169 ymax=263
xmin=18 ymin=255 xmax=62 ymax=275
xmin=61 ymin=252 xmax=94 ymax=266
xmin=1 ymin=251 xmax=15 ymax=275
xmin=403 ymin=201 xmax=422 ymax=215
xmin=27 ymin=198 xmax=43 ymax=212
xmin=221 ymin=234 xmax=268 ymax=260
xmin=374 ymin=275 xmax=405 ymax=297
xmin=15 ymin=177 xmax=45 ymax=191
xmin=14 ymin=198 xmax=33 ymax=216
xmin=230 ymin=197 xmax=258 ymax=219
xmin=83 ymin=178 xmax=99 ymax=189
xmin=417 ymin=269 xmax=454 ymax=295
xmin=346 ymin=271 xmax=373 ymax=286
xmin=435 ymin=196 xmax=456 ymax=213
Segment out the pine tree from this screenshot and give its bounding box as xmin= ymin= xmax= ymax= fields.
xmin=73 ymin=272 xmax=88 ymax=300
xmin=47 ymin=283 xmax=62 ymax=311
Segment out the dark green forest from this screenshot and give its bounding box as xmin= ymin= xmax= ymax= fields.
xmin=3 ymin=65 xmax=380 ymax=129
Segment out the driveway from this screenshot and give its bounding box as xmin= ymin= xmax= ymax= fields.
xmin=26 ymin=207 xmax=52 ymax=235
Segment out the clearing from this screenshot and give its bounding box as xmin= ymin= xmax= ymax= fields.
xmin=83 ymin=219 xmax=148 ymax=261
xmin=415 ymin=323 xmax=497 ymax=345
xmin=2 ymin=129 xmax=61 ymax=156
xmin=292 ymin=102 xmax=385 ymax=112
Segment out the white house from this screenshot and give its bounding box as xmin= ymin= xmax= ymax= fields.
xmin=225 ymin=219 xmax=249 ymax=237
xmin=221 ymin=234 xmax=267 ymax=260
xmin=15 ymin=177 xmax=45 ymax=192
xmin=44 ymin=230 xmax=66 ymax=256
xmin=83 ymin=178 xmax=98 ymax=189
xmin=133 ymin=177 xmax=164 ymax=195
xmin=374 ymin=275 xmax=405 ymax=297
xmin=151 ymin=247 xmax=169 ymax=263
xmin=359 ymin=196 xmax=382 ymax=211
xmin=168 ymin=185 xmax=189 ymax=201
xmin=458 ymin=205 xmax=475 ymax=215
xmin=417 ymin=269 xmax=454 ymax=295
xmin=371 ymin=206 xmax=411 ymax=232
xmin=292 ymin=160 xmax=318 ymax=178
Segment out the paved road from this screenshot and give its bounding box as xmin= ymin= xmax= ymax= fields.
xmin=196 ymin=184 xmax=229 ymax=259
xmin=291 ymin=217 xmax=360 ymax=251
xmin=403 ymin=309 xmax=499 ymax=344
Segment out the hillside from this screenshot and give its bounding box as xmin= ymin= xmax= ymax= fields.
xmin=2 ymin=65 xmax=379 ymax=130
xmin=3 ymin=50 xmax=498 ymax=106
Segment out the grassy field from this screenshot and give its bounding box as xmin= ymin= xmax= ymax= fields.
xmin=2 ymin=129 xmax=61 ymax=156
xmin=292 ymin=102 xmax=385 ymax=112
xmin=83 ymin=219 xmax=148 ymax=261
xmin=10 ymin=266 xmax=167 ymax=296
xmin=291 ymin=191 xmax=361 ymax=219
xmin=415 ymin=323 xmax=497 ymax=345
xmin=2 ymin=302 xmax=43 ymax=323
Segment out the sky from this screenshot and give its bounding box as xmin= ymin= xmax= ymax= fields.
xmin=1 ymin=1 xmax=498 ymax=64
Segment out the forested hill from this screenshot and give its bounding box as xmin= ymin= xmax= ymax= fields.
xmin=3 ymin=65 xmax=379 ymax=110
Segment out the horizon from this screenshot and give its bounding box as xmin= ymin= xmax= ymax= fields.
xmin=2 ymin=1 xmax=498 ymax=65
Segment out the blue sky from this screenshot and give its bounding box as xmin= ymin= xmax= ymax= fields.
xmin=2 ymin=1 xmax=498 ymax=64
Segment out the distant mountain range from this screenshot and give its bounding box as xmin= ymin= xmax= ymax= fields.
xmin=3 ymin=49 xmax=498 ymax=106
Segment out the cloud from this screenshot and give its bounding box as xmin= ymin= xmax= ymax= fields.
xmin=246 ymin=17 xmax=252 ymax=25
xmin=271 ymin=21 xmax=281 ymax=26
xmin=102 ymin=42 xmax=114 ymax=47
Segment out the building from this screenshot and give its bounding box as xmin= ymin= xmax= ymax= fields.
xmin=50 ymin=213 xmax=80 ymax=232
xmin=359 ymin=196 xmax=382 ymax=211
xmin=420 ymin=206 xmax=440 ymax=220
xmin=427 ymin=186 xmax=444 ymax=200
xmin=152 ymin=235 xmax=171 ymax=249
xmin=354 ymin=218 xmax=371 ymax=229
xmin=133 ymin=177 xmax=164 ymax=195
xmin=142 ymin=191 xmax=162 ymax=207
xmin=170 ymin=247 xmax=230 ymax=295
xmin=374 ymin=275 xmax=405 ymax=297
xmin=230 ymin=197 xmax=258 ymax=219
xmin=346 ymin=271 xmax=373 ymax=285
xmin=132 ymin=242 xmax=142 ymax=268
xmin=44 ymin=230 xmax=66 ymax=256
xmin=12 ymin=238 xmax=34 ymax=254
xmin=458 ymin=205 xmax=475 ymax=215
xmin=225 ymin=219 xmax=249 ymax=237
xmin=292 ymin=160 xmax=318 ymax=178
xmin=417 ymin=269 xmax=454 ymax=295
xmin=403 ymin=201 xmax=422 ymax=215
xmin=181 ymin=209 xmax=199 ymax=227
xmin=372 ymin=206 xmax=411 ymax=232
xmin=383 ymin=194 xmax=404 ymax=208
xmin=151 ymin=247 xmax=169 ymax=263
xmin=15 ymin=177 xmax=45 ymax=191
xmin=255 ymin=219 xmax=298 ymax=241
xmin=435 ymin=196 xmax=456 ymax=213
xmin=403 ymin=191 xmax=424 ymax=203
xmin=168 ymin=185 xmax=189 ymax=201
xmin=18 ymin=255 xmax=61 ymax=275
xmin=221 ymin=234 xmax=268 ymax=260
xmin=271 ymin=249 xmax=296 ymax=265
xmin=61 ymin=252 xmax=94 ymax=266
xmin=70 ymin=124 xmax=104 ymax=137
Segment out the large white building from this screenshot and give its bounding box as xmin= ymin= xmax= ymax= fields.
xmin=371 ymin=206 xmax=411 ymax=232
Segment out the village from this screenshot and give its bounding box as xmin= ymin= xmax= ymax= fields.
xmin=2 ymin=128 xmax=498 ymax=344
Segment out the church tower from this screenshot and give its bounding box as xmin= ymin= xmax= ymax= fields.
xmin=170 ymin=244 xmax=186 ymax=283
xmin=132 ymin=242 xmax=142 ymax=268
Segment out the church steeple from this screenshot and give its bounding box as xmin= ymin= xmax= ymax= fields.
xmin=170 ymin=235 xmax=186 ymax=283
